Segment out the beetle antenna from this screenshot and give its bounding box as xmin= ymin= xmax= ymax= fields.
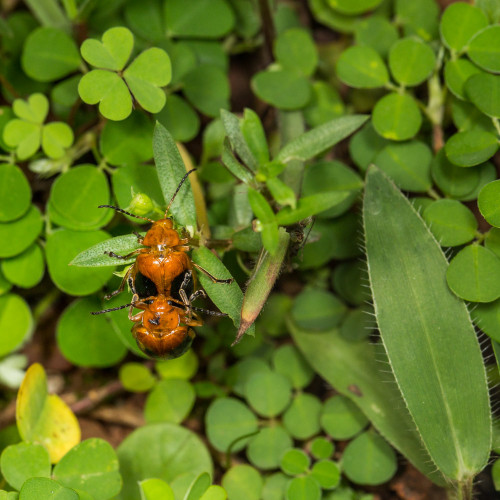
xmin=165 ymin=169 xmax=197 ymax=216
xmin=91 ymin=302 xmax=135 ymax=315
xmin=191 ymin=306 xmax=228 ymax=317
xmin=98 ymin=205 xmax=154 ymax=223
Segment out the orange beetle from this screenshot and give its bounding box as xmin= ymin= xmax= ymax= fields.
xmin=100 ymin=169 xmax=232 ymax=301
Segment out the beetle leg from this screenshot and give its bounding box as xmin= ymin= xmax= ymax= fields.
xmin=104 ymin=249 xmax=142 ymax=260
xmin=104 ymin=264 xmax=136 ymax=300
xmin=192 ymin=263 xmax=233 ymax=284
xmin=189 ymin=289 xmax=206 ymax=303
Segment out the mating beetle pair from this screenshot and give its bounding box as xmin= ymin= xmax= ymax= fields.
xmin=93 ymin=170 xmax=232 ymax=359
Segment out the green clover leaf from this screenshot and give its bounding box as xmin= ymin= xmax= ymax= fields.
xmin=81 ymin=27 xmax=134 ymax=71
xmin=78 ymin=27 xmax=171 ymax=121
xmin=3 ymin=93 xmax=74 ymax=160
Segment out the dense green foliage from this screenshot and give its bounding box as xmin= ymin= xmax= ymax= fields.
xmin=1 ymin=0 xmax=500 ymax=499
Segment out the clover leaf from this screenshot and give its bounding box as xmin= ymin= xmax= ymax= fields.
xmin=3 ymin=93 xmax=74 ymax=160
xmin=78 ymin=27 xmax=171 ymax=121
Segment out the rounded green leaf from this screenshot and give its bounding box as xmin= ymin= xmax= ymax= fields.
xmin=155 ymin=349 xmax=198 ymax=380
xmin=282 ymin=392 xmax=322 ymax=440
xmin=1 ymin=243 xmax=44 ymax=288
xmin=165 ymin=0 xmax=235 ymax=38
xmin=22 ymin=27 xmax=80 ymax=82
xmin=0 ymin=267 xmax=13 ymax=296
xmin=300 ymin=214 xmax=362 ymax=268
xmin=0 ymin=204 xmax=42 ymax=258
xmin=440 ymin=2 xmax=488 ymax=52
xmin=372 ymin=93 xmax=422 ymax=141
xmin=431 ymin=148 xmax=480 ymax=199
xmin=286 ymin=476 xmax=321 ymax=500
xmin=321 ymin=395 xmax=368 ymax=440
xmin=78 ymin=70 xmax=132 ymax=121
xmin=226 ymin=357 xmax=271 ymax=396
xmin=349 ymin=121 xmax=389 ymax=172
xmin=0 ymin=294 xmax=32 ymax=356
xmin=144 ymin=379 xmax=195 ymax=424
xmin=308 ymin=0 xmax=358 ymax=33
xmin=373 ymin=140 xmax=432 ymax=192
xmin=12 ymin=93 xmax=48 ymax=124
xmin=281 ymin=448 xmax=310 ymax=475
xmin=118 ymin=423 xmax=212 ymax=500
xmin=51 ymin=75 xmax=80 ymax=109
xmin=445 ymin=129 xmax=499 ymax=167
xmin=123 ymin=48 xmax=171 ymax=113
xmin=342 ymin=431 xmax=397 ymax=485
xmin=479 ymin=180 xmax=500 ymax=227
xmin=332 ymin=260 xmax=369 ymax=306
xmin=327 ymin=0 xmax=383 ymax=15
xmin=292 ymin=288 xmax=346 ymax=330
xmin=444 ymin=59 xmax=482 ymax=100
xmin=101 ymin=112 xmax=154 ymax=166
xmin=57 ymin=297 xmax=127 ymax=367
xmin=471 ymin=299 xmax=500 ymax=343
xmin=447 ymin=244 xmax=500 ymax=302
xmin=244 ymin=371 xmax=292 ymax=418
xmin=46 ymin=229 xmax=114 ymax=295
xmin=206 ymin=397 xmax=258 ymax=453
xmin=0 ymin=442 xmax=50 ymax=490
xmin=395 ymin=0 xmax=439 ymax=41
xmin=468 ymin=26 xmax=500 ymax=73
xmin=486 ymin=228 xmax=500 ymax=258
xmin=303 ymin=81 xmax=345 ymax=128
xmin=262 ymin=472 xmax=288 ymax=500
xmin=81 ymin=27 xmax=134 ymax=71
xmin=183 ymin=65 xmax=230 ymax=117
xmin=354 ymin=16 xmax=398 ymax=58
xmin=222 ymin=465 xmax=262 ymax=500
xmin=252 ymin=69 xmax=311 ymax=110
xmin=388 ymin=38 xmax=435 ymax=86
xmin=301 ymin=160 xmax=362 ymax=218
xmin=465 ymin=72 xmax=500 ymax=118
xmin=53 ymin=438 xmax=122 ymax=500
xmin=311 ymin=460 xmax=340 ymax=490
xmin=3 ymin=119 xmax=40 ymax=160
xmin=155 ymin=94 xmax=200 ymax=142
xmin=246 ymin=425 xmax=293 ymax=470
xmin=336 ymin=46 xmax=389 ymax=88
xmin=19 ymin=477 xmax=78 ymax=499
xmin=119 ymin=362 xmax=156 ymax=392
xmin=0 ymin=164 xmax=31 ymax=222
xmin=274 ymin=28 xmax=318 ymax=77
xmin=340 ymin=306 xmax=374 ymax=342
xmin=139 ymin=478 xmax=175 ymax=500
xmin=272 ymin=344 xmax=314 ymax=389
xmin=48 ymin=165 xmax=111 ymax=230
xmin=125 ymin=0 xmax=165 ymax=42
xmin=41 ymin=122 xmax=73 ymax=159
xmin=310 ymin=437 xmax=334 ymax=460
xmin=451 ymin=98 xmax=496 ymax=134
xmin=459 ymin=161 xmax=497 ymax=202
xmin=423 ymin=199 xmax=477 ymax=247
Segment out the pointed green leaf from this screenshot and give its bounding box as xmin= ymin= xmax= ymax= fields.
xmin=275 ymin=115 xmax=368 ymax=163
xmin=364 ymin=166 xmax=490 ymax=480
xmin=153 ymin=122 xmax=197 ymax=229
xmin=290 ymin=322 xmax=445 ymax=485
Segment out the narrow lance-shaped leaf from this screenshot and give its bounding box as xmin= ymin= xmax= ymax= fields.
xmin=240 ymin=108 xmax=269 ymax=165
xmin=153 ymin=122 xmax=197 ymax=229
xmin=220 ymin=109 xmax=258 ymax=172
xmin=290 ymin=322 xmax=445 ymax=486
xmin=276 ymin=191 xmax=350 ymax=225
xmin=221 ymin=139 xmax=256 ymax=186
xmin=192 ymin=246 xmax=255 ymax=337
xmin=275 ymin=114 xmax=369 ymax=164
xmin=234 ymin=227 xmax=290 ymax=344
xmin=70 ymin=233 xmax=145 ymax=267
xmin=363 ymin=166 xmax=490 ymax=480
